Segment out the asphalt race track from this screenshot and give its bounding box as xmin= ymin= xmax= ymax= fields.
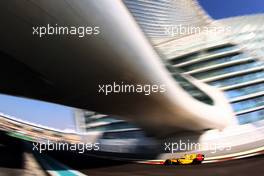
xmin=49 ymin=151 xmax=264 ymax=176
xmin=1 ymin=141 xmax=264 ymax=176
xmin=1 ymin=133 xmax=264 ymax=176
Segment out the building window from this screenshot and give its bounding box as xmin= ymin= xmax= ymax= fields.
xmin=232 ymin=96 xmax=264 ymax=112
xmin=238 ymin=109 xmax=264 ymax=124
xmin=226 ymin=83 xmax=264 ymax=99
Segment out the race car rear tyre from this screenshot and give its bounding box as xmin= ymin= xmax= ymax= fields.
xmin=164 ymin=160 xmax=172 ymax=165
xmin=192 ymin=159 xmax=202 ymax=164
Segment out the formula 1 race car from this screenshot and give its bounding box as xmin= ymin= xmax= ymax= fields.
xmin=164 ymin=154 xmax=204 ymax=165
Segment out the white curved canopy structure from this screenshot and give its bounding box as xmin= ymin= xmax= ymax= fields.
xmin=0 ymin=0 xmax=235 ymax=135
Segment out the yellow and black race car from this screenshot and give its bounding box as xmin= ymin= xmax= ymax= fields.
xmin=164 ymin=154 xmax=204 ymax=165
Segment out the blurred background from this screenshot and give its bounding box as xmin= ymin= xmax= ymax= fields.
xmin=0 ymin=0 xmax=264 ymax=175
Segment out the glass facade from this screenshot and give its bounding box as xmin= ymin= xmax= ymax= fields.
xmin=171 ymin=52 xmax=200 ymax=65
xmin=205 ymin=44 xmax=237 ymax=55
xmin=86 ymin=117 xmax=123 ymax=124
xmin=165 ymin=63 xmax=214 ymax=105
xmin=209 ymin=71 xmax=264 ymax=88
xmin=86 ymin=122 xmax=137 ymax=132
xmin=238 ymin=109 xmax=264 ymax=124
xmin=226 ymin=83 xmax=264 ymax=99
xmin=75 ymin=15 xmax=264 ymax=134
xmin=171 ymin=45 xmax=238 ymax=66
xmin=165 ymin=15 xmax=264 ymax=125
xmin=192 ymin=61 xmax=263 ymax=79
xmin=232 ymin=96 xmax=264 ymax=112
xmin=101 ymin=130 xmax=145 ymax=139
xmin=181 ymin=53 xmax=244 ymax=71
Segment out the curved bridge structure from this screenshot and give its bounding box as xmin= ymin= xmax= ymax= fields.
xmin=0 ymin=0 xmax=235 ymax=135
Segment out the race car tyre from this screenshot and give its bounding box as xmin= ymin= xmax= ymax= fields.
xmin=192 ymin=159 xmax=202 ymax=164
xmin=164 ymin=159 xmax=172 ymax=165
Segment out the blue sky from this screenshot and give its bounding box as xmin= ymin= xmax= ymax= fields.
xmin=0 ymin=94 xmax=75 ymax=130
xmin=198 ymin=0 xmax=264 ymax=19
xmin=0 ymin=1 xmax=263 ymax=130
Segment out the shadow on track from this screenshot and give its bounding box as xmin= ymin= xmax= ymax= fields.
xmin=48 ymin=149 xmax=264 ymax=176
xmin=0 ymin=131 xmax=24 ymax=169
